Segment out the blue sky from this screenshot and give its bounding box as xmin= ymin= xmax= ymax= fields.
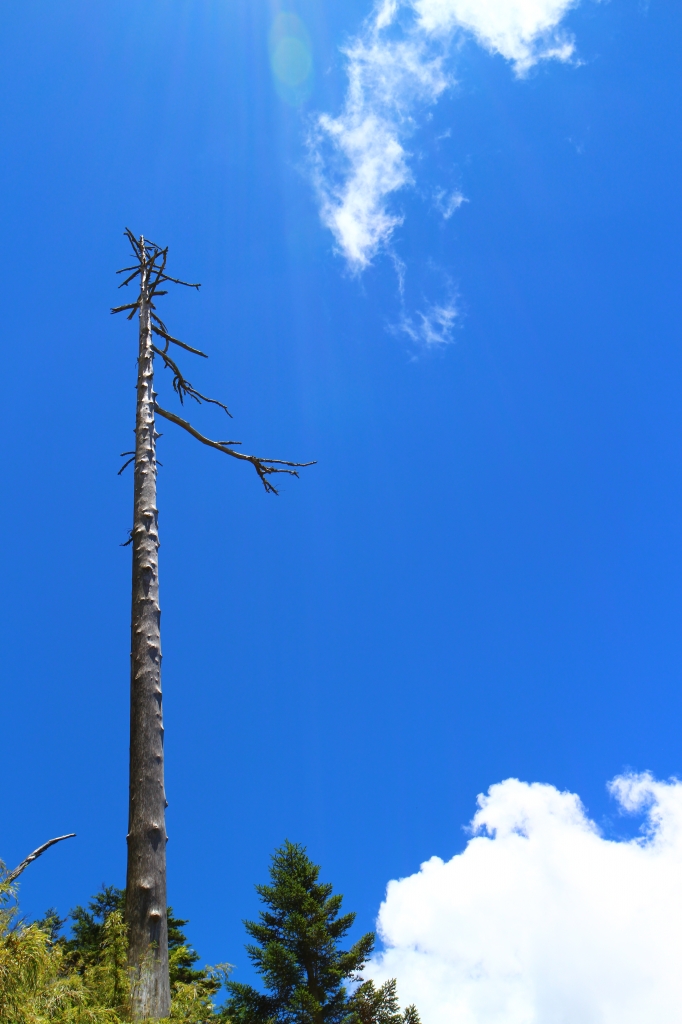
xmin=1 ymin=0 xmax=681 ymax=1013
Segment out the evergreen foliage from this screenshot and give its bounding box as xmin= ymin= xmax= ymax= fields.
xmin=348 ymin=980 xmax=420 ymax=1024
xmin=1 ymin=844 xmax=419 ymax=1024
xmin=62 ymin=885 xmax=216 ymax=992
xmin=167 ymin=908 xmax=218 ymax=991
xmin=0 ymin=865 xmax=227 ymax=1023
xmin=0 ymin=868 xmax=131 ymax=1023
xmin=65 ymin=885 xmax=126 ymax=969
xmin=224 ymin=841 xmax=419 ymax=1024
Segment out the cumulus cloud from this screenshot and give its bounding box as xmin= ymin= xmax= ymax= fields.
xmin=312 ymin=0 xmax=579 ymax=270
xmin=367 ymin=774 xmax=682 ymax=1024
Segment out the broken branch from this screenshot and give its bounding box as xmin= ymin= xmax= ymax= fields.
xmin=5 ymin=834 xmax=76 ymax=885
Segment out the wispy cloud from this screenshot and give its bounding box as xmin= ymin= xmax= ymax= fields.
xmin=433 ymin=187 xmax=467 ymax=219
xmin=312 ymin=0 xmax=579 ymax=270
xmin=394 ymin=297 xmax=459 ymax=346
xmin=311 ymin=8 xmax=449 ymax=271
xmin=368 ymin=773 xmax=682 ymax=1023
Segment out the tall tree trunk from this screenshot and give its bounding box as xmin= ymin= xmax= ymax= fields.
xmin=125 ymin=241 xmax=170 ymax=1019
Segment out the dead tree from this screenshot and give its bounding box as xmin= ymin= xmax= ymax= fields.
xmin=112 ymin=230 xmax=313 ymax=1020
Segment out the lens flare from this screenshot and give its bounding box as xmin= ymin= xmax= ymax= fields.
xmin=269 ymin=12 xmax=313 ymax=105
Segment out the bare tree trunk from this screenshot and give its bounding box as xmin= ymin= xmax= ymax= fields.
xmin=125 ymin=240 xmax=170 ymax=1019
xmin=111 ymin=227 xmax=312 ymax=1017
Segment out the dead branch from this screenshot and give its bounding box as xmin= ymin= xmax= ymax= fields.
xmin=150 ymin=321 xmax=208 ymax=358
xmin=121 ymin=230 xmax=199 ymax=290
xmin=115 ymin=231 xmax=314 ymax=496
xmin=118 ymin=455 xmax=136 ymax=475
xmin=151 ymin=344 xmax=231 ymax=415
xmin=117 ymin=268 xmax=142 ymax=288
xmin=155 ymin=404 xmax=315 ymax=494
xmin=124 ymin=229 xmax=143 ymax=259
xmin=5 ymin=834 xmax=76 ymax=885
xmin=153 ymin=273 xmax=200 ymax=290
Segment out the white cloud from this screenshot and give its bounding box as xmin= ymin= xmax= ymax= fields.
xmin=433 ymin=187 xmax=467 ymax=219
xmin=313 ymin=0 xmax=579 ymax=270
xmin=367 ymin=774 xmax=682 ymax=1024
xmin=395 ymin=299 xmax=459 ymax=346
xmin=312 ymin=24 xmax=448 ymax=271
xmin=412 ymin=0 xmax=578 ymax=70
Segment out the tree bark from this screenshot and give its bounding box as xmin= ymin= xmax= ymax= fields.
xmin=125 ymin=241 xmax=170 ymax=1019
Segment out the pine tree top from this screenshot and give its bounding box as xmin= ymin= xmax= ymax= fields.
xmin=225 ymin=841 xmax=419 ymax=1024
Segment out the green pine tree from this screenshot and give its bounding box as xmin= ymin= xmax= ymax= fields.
xmin=64 ymin=885 xmax=126 ymax=968
xmin=34 ymin=907 xmax=67 ymax=946
xmin=224 ymin=841 xmax=419 ymax=1024
xmin=60 ymin=884 xmax=218 ymax=994
xmin=168 ymin=907 xmax=220 ymax=992
xmin=348 ymin=979 xmax=420 ymax=1024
